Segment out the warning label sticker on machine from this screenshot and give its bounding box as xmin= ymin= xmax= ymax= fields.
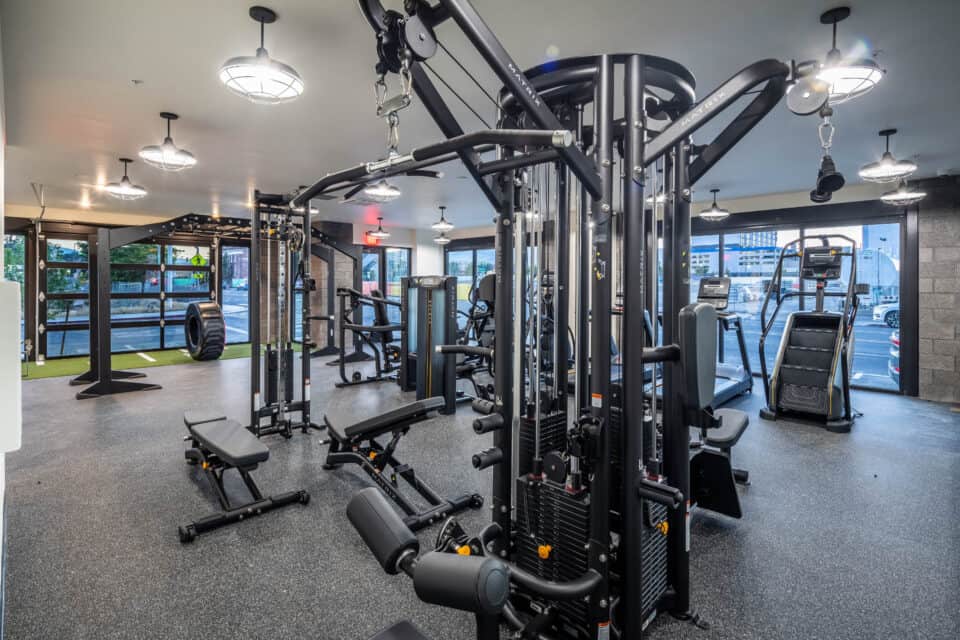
xmin=591 ymin=393 xmax=603 ymax=408
xmin=598 ymin=622 xmax=610 ymax=640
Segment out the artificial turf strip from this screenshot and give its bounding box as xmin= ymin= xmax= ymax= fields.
xmin=20 ymin=343 xmax=254 ymax=380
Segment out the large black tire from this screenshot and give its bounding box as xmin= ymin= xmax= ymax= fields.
xmin=185 ymin=302 xmax=225 ymax=361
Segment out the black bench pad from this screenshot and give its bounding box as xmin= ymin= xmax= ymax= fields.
xmin=332 ymin=397 xmax=445 ymax=442
xmin=368 ymin=621 xmax=431 ymax=640
xmin=183 ymin=410 xmax=227 ymax=428
xmin=705 ymin=408 xmax=749 ymax=448
xmin=190 ymin=420 xmax=269 ymax=468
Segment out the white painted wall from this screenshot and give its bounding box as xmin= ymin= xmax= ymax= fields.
xmin=413 ymin=229 xmax=443 ymax=275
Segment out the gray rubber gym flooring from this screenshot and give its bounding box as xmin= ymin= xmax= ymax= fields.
xmin=4 ymin=356 xmax=959 ymax=639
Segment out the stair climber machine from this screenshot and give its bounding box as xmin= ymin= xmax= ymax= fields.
xmin=696 ymin=277 xmax=753 ymax=406
xmin=759 ymin=236 xmax=865 ymax=433
xmin=290 ymin=1 xmax=797 ymax=637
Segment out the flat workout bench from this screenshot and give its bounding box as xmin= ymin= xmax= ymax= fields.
xmin=323 ymin=397 xmax=483 ymax=531
xmin=179 ymin=410 xmax=310 ymax=543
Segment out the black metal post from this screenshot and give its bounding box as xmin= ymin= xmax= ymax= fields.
xmin=587 ymin=54 xmax=614 ymax=636
xmin=491 ymin=167 xmax=515 ymax=556
xmin=662 ymin=140 xmax=692 ymax=615
xmin=576 ymin=184 xmax=590 ymax=411
xmin=76 ymin=228 xmax=160 ymax=399
xmin=621 ymin=53 xmax=647 ymax=640
xmin=555 ymin=162 xmax=570 ymax=403
xmin=250 ymin=197 xmax=262 ymax=431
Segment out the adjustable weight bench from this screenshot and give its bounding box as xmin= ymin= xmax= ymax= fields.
xmin=179 ymin=410 xmax=310 ymax=543
xmin=323 ymin=397 xmax=483 ymax=531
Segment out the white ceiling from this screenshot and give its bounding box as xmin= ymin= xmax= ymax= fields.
xmin=2 ymin=0 xmax=958 ymax=229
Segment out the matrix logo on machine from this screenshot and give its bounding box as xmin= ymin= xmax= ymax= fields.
xmin=678 ymin=89 xmax=728 ymax=130
xmin=507 ymin=62 xmax=541 ymax=107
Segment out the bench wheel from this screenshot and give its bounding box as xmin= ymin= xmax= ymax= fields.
xmin=299 ymin=491 xmax=311 ymax=505
xmin=178 ymin=525 xmax=197 ymax=544
xmin=352 ymin=371 xmax=362 ymax=382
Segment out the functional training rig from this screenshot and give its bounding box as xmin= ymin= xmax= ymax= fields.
xmin=70 ymin=214 xmax=251 ymax=399
xmin=759 ymin=236 xmax=863 ymax=432
xmin=290 ymin=1 xmax=791 ymax=638
xmin=179 ymin=410 xmax=309 ymax=543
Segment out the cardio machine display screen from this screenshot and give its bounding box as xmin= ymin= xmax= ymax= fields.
xmin=696 ymin=277 xmax=731 ymax=310
xmin=801 ymin=247 xmax=843 ymax=280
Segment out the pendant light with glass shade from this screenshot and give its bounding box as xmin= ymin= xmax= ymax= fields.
xmin=103 ymin=158 xmax=148 ymax=201
xmin=431 ymin=205 xmax=454 ymax=232
xmin=880 ymin=180 xmax=926 ymax=206
xmin=433 ymin=233 xmax=451 ymax=245
xmin=367 ymin=217 xmax=391 ymax=240
xmin=138 ymin=112 xmax=197 ymax=171
xmin=219 ymin=6 xmax=304 ymax=105
xmin=815 ymin=7 xmax=884 ymax=105
xmin=858 ymin=129 xmax=917 ymax=183
xmin=699 ymin=189 xmax=731 ymax=221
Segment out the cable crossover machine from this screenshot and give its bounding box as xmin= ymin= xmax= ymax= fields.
xmin=289 ymin=1 xmax=803 ymax=639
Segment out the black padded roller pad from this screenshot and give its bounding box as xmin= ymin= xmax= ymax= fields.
xmin=189 ymin=420 xmax=269 ymax=468
xmin=347 ymin=488 xmax=419 ymax=575
xmin=413 ymin=552 xmax=510 ymax=616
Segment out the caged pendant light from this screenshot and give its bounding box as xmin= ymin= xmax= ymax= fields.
xmin=139 ymin=112 xmax=197 ymax=171
xmin=219 ymin=6 xmax=304 ymax=104
xmin=858 ymin=129 xmax=917 ymax=183
xmin=103 ymin=158 xmax=148 ymax=200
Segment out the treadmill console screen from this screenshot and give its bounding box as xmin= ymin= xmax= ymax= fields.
xmin=696 ymin=276 xmax=731 ymax=310
xmin=801 ymin=247 xmax=843 ymax=280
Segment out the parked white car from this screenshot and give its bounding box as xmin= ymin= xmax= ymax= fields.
xmin=872 ymin=302 xmax=900 ymax=328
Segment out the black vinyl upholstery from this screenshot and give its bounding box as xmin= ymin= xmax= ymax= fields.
xmin=338 ymin=397 xmax=445 ymax=441
xmin=183 ymin=410 xmax=227 ymax=428
xmin=705 ymin=408 xmax=749 ymax=448
xmin=189 ymin=420 xmax=269 ymax=468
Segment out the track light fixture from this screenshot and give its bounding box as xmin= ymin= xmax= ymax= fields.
xmin=858 ymin=129 xmax=917 ymax=183
xmin=219 ymin=6 xmax=304 ymax=104
xmin=139 ymin=112 xmax=197 ymax=171
xmin=367 ymin=217 xmax=391 ymax=240
xmin=363 ymin=180 xmax=402 ymax=203
xmin=103 ymin=158 xmax=147 ymax=200
xmin=815 ymin=7 xmax=884 ymax=105
xmin=699 ymin=189 xmax=730 ymax=221
xmin=881 ymin=180 xmax=926 ymax=206
xmin=431 ymin=205 xmax=454 ymax=232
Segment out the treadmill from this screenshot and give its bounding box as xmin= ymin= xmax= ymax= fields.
xmin=696 ymin=277 xmax=753 ymax=406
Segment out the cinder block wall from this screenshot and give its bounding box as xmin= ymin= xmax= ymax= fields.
xmin=918 ymin=192 xmax=960 ymax=403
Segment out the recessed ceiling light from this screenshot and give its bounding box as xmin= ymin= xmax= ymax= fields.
xmin=139 ymin=112 xmax=197 ymax=171
xmin=858 ymin=129 xmax=917 ymax=183
xmin=219 ymin=6 xmax=304 ymax=105
xmin=103 ymin=158 xmax=147 ymax=200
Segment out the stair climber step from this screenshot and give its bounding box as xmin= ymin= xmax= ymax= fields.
xmin=779 ymin=363 xmax=830 ymax=388
xmin=782 ymin=345 xmax=835 ymax=370
xmin=779 ymin=382 xmax=831 ymax=415
xmin=789 ymin=327 xmax=838 ymax=350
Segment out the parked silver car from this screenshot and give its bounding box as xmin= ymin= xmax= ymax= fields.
xmin=873 ymin=302 xmax=900 ymax=328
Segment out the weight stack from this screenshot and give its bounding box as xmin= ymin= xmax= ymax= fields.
xmin=518 ymin=411 xmax=568 ymax=476
xmin=514 ymin=477 xmax=591 ymax=638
